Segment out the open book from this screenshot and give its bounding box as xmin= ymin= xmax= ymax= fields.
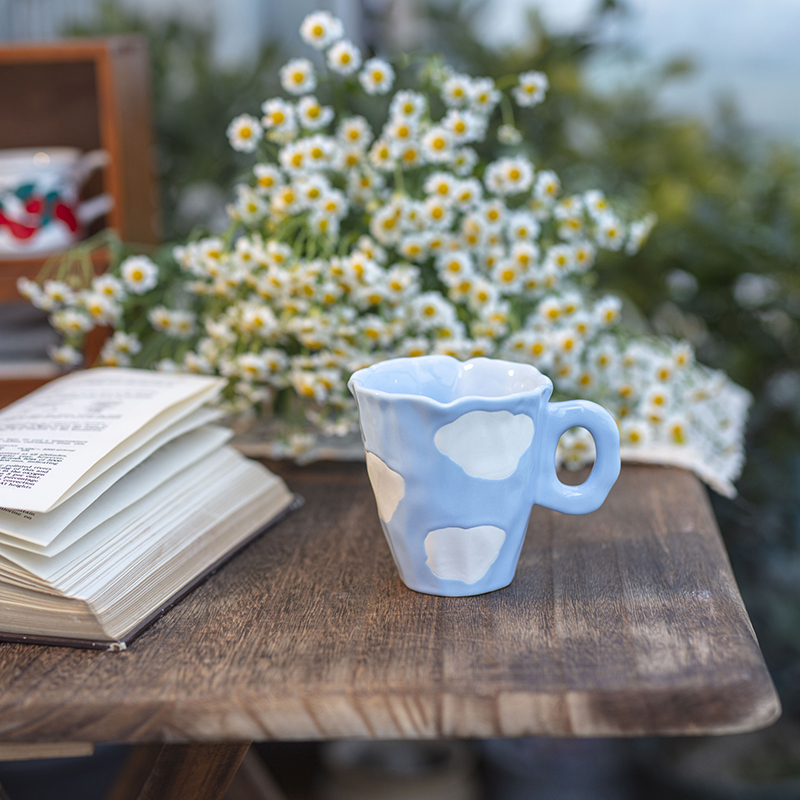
xmin=0 ymin=368 xmax=298 ymax=650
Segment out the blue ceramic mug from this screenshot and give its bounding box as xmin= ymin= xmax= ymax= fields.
xmin=348 ymin=355 xmax=621 ymax=596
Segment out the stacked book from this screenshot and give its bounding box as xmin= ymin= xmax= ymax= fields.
xmin=0 ymin=368 xmax=297 ymax=650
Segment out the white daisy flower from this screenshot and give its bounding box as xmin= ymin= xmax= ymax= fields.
xmin=451 ymin=147 xmax=478 ymax=177
xmin=546 ymin=244 xmax=575 ymax=274
xmin=441 ymin=73 xmax=472 ymax=107
xmin=396 ymin=142 xmax=424 ymax=169
xmin=513 ymin=70 xmax=549 ymax=107
xmin=121 ymin=255 xmax=158 ymax=294
xmin=572 ymin=241 xmax=596 ymax=273
xmin=16 ymin=277 xmax=42 ymax=304
xmin=534 ymin=170 xmax=560 ymax=202
xmin=109 ymin=331 xmax=142 ymax=354
xmin=327 ymin=40 xmax=361 ymax=75
xmin=554 ymin=195 xmax=583 ymax=221
xmin=459 ymin=215 xmax=485 ymax=249
xmin=510 ymin=241 xmax=539 ymax=271
xmin=99 ymin=343 xmax=131 ymax=367
xmin=359 ymin=58 xmax=395 ymax=95
xmin=295 ymin=173 xmax=330 ymax=206
xmin=50 ymin=309 xmax=93 ymax=335
xmin=558 ymin=215 xmax=585 ymax=241
xmin=411 ymin=292 xmax=456 ymax=331
xmin=397 ymin=337 xmax=430 ymax=358
xmin=421 ymin=126 xmax=453 ymax=163
xmin=304 ymin=134 xmax=337 ymax=169
xmin=492 ymin=260 xmax=523 ymax=291
xmin=507 ymin=211 xmax=540 ymax=241
xmin=390 ymin=90 xmax=427 ymax=121
xmin=368 ymin=139 xmax=395 ymax=171
xmin=253 ymin=163 xmax=284 ymax=194
xmin=384 ymin=116 xmax=418 ymax=146
xmin=621 ymin=420 xmax=650 ymax=447
xmin=442 ymin=109 xmax=485 ymax=144
xmin=626 ymin=212 xmax=657 ymax=255
xmin=484 ymin=156 xmax=534 ymax=196
xmin=233 ymin=185 xmax=267 ymax=223
xmin=424 ymin=196 xmax=454 ymax=228
xmin=436 ymin=251 xmax=473 ymax=281
xmin=300 ymin=11 xmax=343 ymax=49
xmin=296 ymin=95 xmax=334 ymax=130
xmin=337 ymin=116 xmax=373 ymax=150
xmin=594 ymin=295 xmax=622 ymax=326
xmin=49 ymin=344 xmax=83 ymax=367
xmin=280 ymin=58 xmax=316 ymax=95
xmin=470 ymin=77 xmax=500 ymax=115
xmin=81 ymin=291 xmax=120 ymax=324
xmin=450 ymin=178 xmax=481 ymax=210
xmin=91 ymin=274 xmax=125 ymax=301
xmin=497 ymin=124 xmax=523 ymax=144
xmin=595 ymin=214 xmax=626 ymax=251
xmin=261 ymin=98 xmax=294 ymax=128
xmin=424 ymin=171 xmax=456 ymax=198
xmin=227 ymin=114 xmax=262 ymax=153
xmin=481 ymin=200 xmax=506 ymax=228
xmin=584 ymin=189 xmax=611 ymax=220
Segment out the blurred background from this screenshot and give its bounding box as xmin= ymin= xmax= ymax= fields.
xmin=1 ymin=0 xmax=800 ymax=798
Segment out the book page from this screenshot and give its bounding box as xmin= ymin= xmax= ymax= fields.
xmin=0 ymin=448 xmax=257 ymax=581
xmin=0 ymin=423 xmax=231 ymax=552
xmin=0 ymin=406 xmax=221 ymax=545
xmin=0 ymin=368 xmax=225 ymax=513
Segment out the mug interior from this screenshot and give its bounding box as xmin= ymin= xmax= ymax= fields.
xmin=353 ymin=356 xmax=549 ymax=404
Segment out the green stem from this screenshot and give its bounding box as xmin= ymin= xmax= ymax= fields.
xmin=495 ymin=73 xmax=520 ymax=90
xmin=500 ymin=93 xmax=516 ymax=129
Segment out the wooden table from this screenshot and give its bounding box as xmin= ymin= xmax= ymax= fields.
xmin=0 ymin=463 xmax=780 ymax=799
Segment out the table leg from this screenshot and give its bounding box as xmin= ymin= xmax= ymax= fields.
xmin=105 ymin=742 xmax=251 ymax=800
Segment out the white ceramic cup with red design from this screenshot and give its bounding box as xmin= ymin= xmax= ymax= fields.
xmin=0 ymin=147 xmax=114 ymax=257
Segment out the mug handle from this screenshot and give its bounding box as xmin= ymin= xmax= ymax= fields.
xmin=75 ymin=149 xmax=110 ymax=184
xmin=534 ymin=399 xmax=621 ymax=515
xmin=77 ymin=193 xmax=114 ymax=224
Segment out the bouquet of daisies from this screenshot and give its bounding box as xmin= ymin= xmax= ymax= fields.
xmin=19 ymin=9 xmax=749 ymax=496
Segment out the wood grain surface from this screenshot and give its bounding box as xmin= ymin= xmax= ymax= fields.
xmin=0 ymin=464 xmax=780 ymax=742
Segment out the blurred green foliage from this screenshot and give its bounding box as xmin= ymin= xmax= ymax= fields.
xmin=69 ymin=0 xmax=800 ymax=719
